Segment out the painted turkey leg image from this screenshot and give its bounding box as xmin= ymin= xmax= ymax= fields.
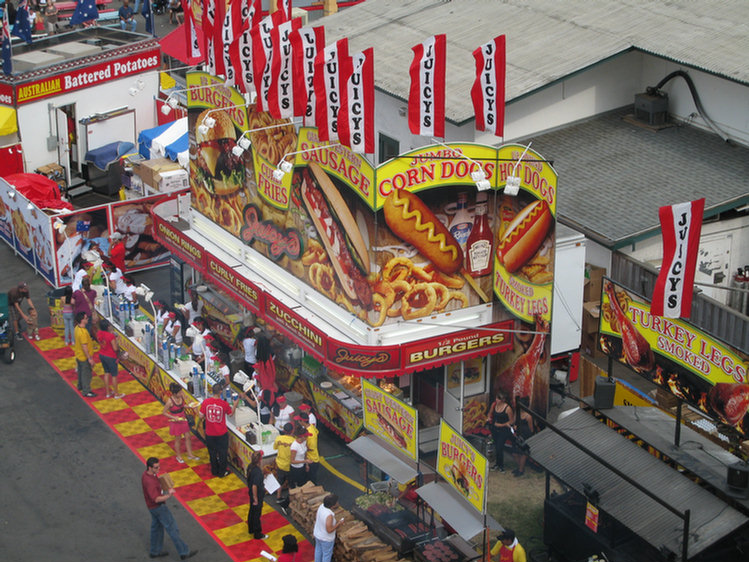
xmin=604 ymin=282 xmax=654 ymax=374
xmin=505 ymin=317 xmax=548 ymax=406
xmin=708 ymin=383 xmax=749 ymax=427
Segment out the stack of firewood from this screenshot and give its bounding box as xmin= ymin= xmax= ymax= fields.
xmin=286 ymin=482 xmax=406 ymax=562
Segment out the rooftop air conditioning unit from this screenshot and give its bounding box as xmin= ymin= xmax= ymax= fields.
xmin=634 ymin=90 xmax=669 ymax=126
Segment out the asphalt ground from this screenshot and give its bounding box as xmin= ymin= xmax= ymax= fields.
xmin=0 ymin=236 xmax=368 ymax=560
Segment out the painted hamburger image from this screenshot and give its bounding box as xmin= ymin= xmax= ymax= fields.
xmin=194 ymin=109 xmax=245 ymax=196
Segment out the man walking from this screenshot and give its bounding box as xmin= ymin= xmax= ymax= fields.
xmin=199 ymin=381 xmax=238 ymax=477
xmin=72 ymin=312 xmax=96 ymax=397
xmin=141 ymin=457 xmax=197 ymax=560
xmin=314 ymin=494 xmax=343 ymax=562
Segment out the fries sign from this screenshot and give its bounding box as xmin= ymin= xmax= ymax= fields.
xmin=437 ymin=420 xmax=488 ymax=513
xmin=361 ymin=379 xmax=418 ymax=461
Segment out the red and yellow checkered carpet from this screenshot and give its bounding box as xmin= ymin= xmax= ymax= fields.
xmin=31 ymin=326 xmax=314 ymax=562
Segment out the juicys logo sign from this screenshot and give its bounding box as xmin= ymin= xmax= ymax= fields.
xmin=361 ymin=379 xmax=418 ymax=460
xmin=437 ymin=420 xmax=487 ymax=513
xmin=493 ymin=144 xmax=557 ymax=324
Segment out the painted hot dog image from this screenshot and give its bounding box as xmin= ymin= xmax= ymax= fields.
xmin=301 ymin=162 xmax=373 ymax=309
xmin=376 ymin=411 xmax=408 ymax=449
xmin=383 ymin=188 xmax=463 ymax=275
xmin=497 ymin=199 xmax=553 ymax=274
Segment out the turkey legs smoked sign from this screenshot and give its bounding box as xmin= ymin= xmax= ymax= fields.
xmin=599 ymin=279 xmax=749 ymax=433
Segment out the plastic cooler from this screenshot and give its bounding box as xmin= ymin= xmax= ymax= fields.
xmin=47 ymin=288 xmax=67 ymax=331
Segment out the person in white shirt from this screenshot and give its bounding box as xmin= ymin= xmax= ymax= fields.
xmin=181 ymin=292 xmax=203 ymax=325
xmin=107 ymin=264 xmax=127 ymax=295
xmin=122 ymin=277 xmax=138 ymax=303
xmin=274 ymin=395 xmax=295 ymax=431
xmin=313 ymin=494 xmax=343 ymax=562
xmin=289 ymin=427 xmax=311 ymax=488
xmin=299 ymin=401 xmax=317 ymax=426
xmin=154 ymin=301 xmax=168 ymax=327
xmin=190 ymin=317 xmax=212 ymax=363
xmin=71 ymin=265 xmax=89 ymax=292
xmin=216 ymin=352 xmax=231 ymax=386
xmin=164 ymin=312 xmax=183 ymax=345
xmin=242 ymin=326 xmax=259 ymax=373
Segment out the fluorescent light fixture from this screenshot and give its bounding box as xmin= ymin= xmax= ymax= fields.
xmin=167 ymin=96 xmax=179 ymax=109
xmin=238 ymin=135 xmax=251 ymax=151
xmin=470 ymin=169 xmax=486 ymax=183
xmin=274 ymin=143 xmax=342 ymax=179
xmin=505 ymin=142 xmax=533 ymax=197
xmin=197 ymin=123 xmax=210 ymax=136
xmin=27 ymin=203 xmax=34 ymax=210
xmin=231 ymin=145 xmax=245 ymax=158
xmin=431 ymin=137 xmax=492 ymax=192
xmin=203 ymin=115 xmax=216 ymax=129
xmin=128 ymin=87 xmax=138 ymax=96
xmin=136 ymin=78 xmax=145 ymax=91
xmin=504 ymin=175 xmax=521 ymax=196
xmin=475 ymin=179 xmax=491 ymax=191
xmin=53 ymin=218 xmax=65 ymax=232
xmin=7 ymin=191 xmax=14 ymax=199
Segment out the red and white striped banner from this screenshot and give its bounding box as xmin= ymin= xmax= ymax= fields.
xmin=290 ymin=25 xmax=325 ymax=124
xmin=471 ymin=35 xmax=506 ymax=137
xmin=651 ymin=198 xmax=705 ymax=318
xmin=202 ymin=0 xmax=217 ymax=74
xmin=182 ymin=0 xmax=203 ymax=63
xmin=268 ymin=17 xmax=302 ymax=119
xmin=278 ymin=0 xmax=292 ymax=21
xmin=251 ymin=12 xmax=285 ymax=112
xmin=408 ymin=34 xmax=446 ymax=138
xmin=313 ymin=38 xmax=349 ymax=142
xmin=220 ymin=0 xmax=244 ymax=86
xmin=212 ymin=0 xmax=226 ymax=77
xmin=338 ymin=48 xmax=374 ymax=154
xmin=232 ymin=0 xmax=261 ymax=94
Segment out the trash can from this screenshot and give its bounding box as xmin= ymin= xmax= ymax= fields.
xmin=47 ymin=288 xmax=67 ymax=332
xmin=229 ymin=349 xmax=245 ymax=375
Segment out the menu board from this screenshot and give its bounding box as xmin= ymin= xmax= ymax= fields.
xmin=437 ymin=420 xmax=488 ymax=513
xmin=600 ymin=278 xmax=749 ymax=433
xmin=361 ymin=379 xmax=418 ymax=461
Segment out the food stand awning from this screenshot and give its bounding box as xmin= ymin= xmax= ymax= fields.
xmin=526 ymin=408 xmax=748 ymax=559
xmin=138 ymin=118 xmax=188 ymax=167
xmin=348 ymin=434 xmax=419 ymax=484
xmin=417 ymin=481 xmax=502 ymax=540
xmin=0 ymin=107 xmax=18 ymax=135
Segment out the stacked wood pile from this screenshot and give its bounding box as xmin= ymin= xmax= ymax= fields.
xmin=287 ymin=482 xmax=407 ymax=562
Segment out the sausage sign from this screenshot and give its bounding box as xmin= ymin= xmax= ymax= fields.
xmin=361 ymin=379 xmax=418 ymax=461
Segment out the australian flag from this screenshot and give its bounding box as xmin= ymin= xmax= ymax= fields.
xmin=1 ymin=5 xmax=11 ymax=75
xmin=70 ymin=0 xmax=99 ymax=26
xmin=12 ymin=0 xmax=32 ymax=44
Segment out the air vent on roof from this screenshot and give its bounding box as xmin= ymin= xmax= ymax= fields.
xmin=633 ymin=91 xmax=669 ymax=126
xmin=84 ymin=38 xmax=103 ymax=46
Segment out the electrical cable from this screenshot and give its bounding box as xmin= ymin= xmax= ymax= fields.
xmin=648 ymin=70 xmax=733 ymax=144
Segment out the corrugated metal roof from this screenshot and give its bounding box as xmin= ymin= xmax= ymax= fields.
xmin=525 ymin=108 xmax=749 ymax=248
xmin=322 ymin=0 xmax=749 ymax=122
xmin=526 ymin=409 xmax=748 ymax=559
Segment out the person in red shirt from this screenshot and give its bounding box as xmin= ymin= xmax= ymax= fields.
xmin=97 ymin=319 xmax=124 ymax=398
xmin=141 ymin=457 xmax=197 ymax=560
xmin=199 ymin=381 xmax=238 ymax=477
xmin=109 ymin=231 xmax=126 ymax=273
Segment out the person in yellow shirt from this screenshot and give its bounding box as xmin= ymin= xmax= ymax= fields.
xmin=297 ymin=413 xmax=320 ymax=483
xmin=273 ymin=422 xmax=295 ymax=507
xmin=72 ymin=312 xmax=97 ymax=397
xmin=490 ymin=529 xmax=526 ymax=562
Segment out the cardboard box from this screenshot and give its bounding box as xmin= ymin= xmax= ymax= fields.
xmin=158 ymin=473 xmax=175 ymax=492
xmin=582 ymin=301 xmax=601 ymax=334
xmin=158 ymin=169 xmax=189 ymax=192
xmin=133 ymin=158 xmax=183 ymax=190
xmin=584 ymin=264 xmax=606 ymax=301
xmin=36 ymin=162 xmax=64 ymax=176
xmin=656 ymin=388 xmax=680 ymax=409
xmin=581 ymin=331 xmax=604 ymax=359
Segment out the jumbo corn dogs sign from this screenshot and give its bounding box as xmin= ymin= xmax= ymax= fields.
xmin=187 ymin=75 xmax=558 ymax=336
xmin=362 ymin=379 xmax=418 ymax=461
xmin=437 ymin=420 xmax=487 ymax=513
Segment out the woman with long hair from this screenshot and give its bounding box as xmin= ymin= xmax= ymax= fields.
xmin=487 ymin=391 xmax=513 ymax=472
xmin=253 ymin=335 xmax=278 ymax=395
xmin=163 ymin=382 xmax=197 ymax=463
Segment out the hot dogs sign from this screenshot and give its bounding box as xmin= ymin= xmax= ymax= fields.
xmin=437 ymin=420 xmax=488 ymax=513
xmin=187 ymin=74 xmax=558 ymax=329
xmin=361 ymin=379 xmax=418 ymax=460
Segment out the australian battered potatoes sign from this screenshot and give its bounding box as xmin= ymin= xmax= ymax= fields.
xmin=361 ymin=379 xmax=418 ymax=461
xmin=437 ymin=420 xmax=487 ymax=513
